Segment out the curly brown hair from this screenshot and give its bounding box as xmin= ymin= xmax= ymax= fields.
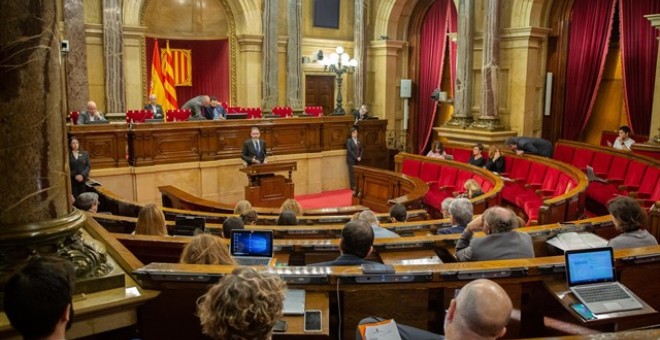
xmin=180 ymin=234 xmax=235 ymax=265
xmin=608 ymin=196 xmax=647 ymax=232
xmin=197 ymin=267 xmax=286 ymax=340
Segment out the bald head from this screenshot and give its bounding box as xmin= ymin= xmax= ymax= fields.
xmin=86 ymin=101 xmax=97 ymax=112
xmin=446 ymin=279 xmax=512 ymax=339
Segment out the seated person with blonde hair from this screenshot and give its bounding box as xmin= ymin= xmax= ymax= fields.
xmin=197 ymin=267 xmax=286 ymax=340
xmin=241 ymin=210 xmax=259 ymax=225
xmin=280 ymin=198 xmax=303 ymax=216
xmin=234 ymin=200 xmax=253 ymax=215
xmin=180 ymin=234 xmax=236 ymax=265
xmin=135 ymin=203 xmax=168 ymax=236
xmin=458 ymin=179 xmax=484 ymax=199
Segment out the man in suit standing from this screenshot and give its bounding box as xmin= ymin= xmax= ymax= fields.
xmin=181 ymin=95 xmax=210 ymax=118
xmin=241 ymin=126 xmax=267 ymax=165
xmin=346 ymin=126 xmax=363 ymax=191
xmin=308 ymin=220 xmax=379 ymax=266
xmin=77 ymin=101 xmax=106 ymax=124
xmin=144 ymin=94 xmax=164 ymax=119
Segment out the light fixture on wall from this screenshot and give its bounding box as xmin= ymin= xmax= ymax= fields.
xmin=321 ymin=46 xmax=357 ymax=115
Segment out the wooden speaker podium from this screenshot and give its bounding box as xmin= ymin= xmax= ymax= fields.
xmin=239 ymin=161 xmax=297 ymax=208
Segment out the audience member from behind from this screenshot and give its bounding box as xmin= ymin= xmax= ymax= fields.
xmin=359 ymin=209 xmax=400 ymax=238
xmin=181 ymin=234 xmax=236 ymax=265
xmin=280 ymin=198 xmax=303 ymax=216
xmin=441 ymin=197 xmax=455 ymax=219
xmin=608 ymin=125 xmax=636 ymax=151
xmin=197 ymin=267 xmax=286 ymax=340
xmin=456 ymin=206 xmax=533 ymax=261
xmin=389 ymin=203 xmax=408 ymax=222
xmin=145 ymin=93 xmax=164 ymax=118
xmin=277 ymin=210 xmax=298 ymax=226
xmin=438 ymin=198 xmax=473 ymax=235
xmin=310 ymin=220 xmax=378 ymax=266
xmin=426 ymin=141 xmax=448 ymax=159
xmin=181 ymin=94 xmax=210 ymax=118
xmin=75 ymin=192 xmax=99 ymax=213
xmin=241 ymin=210 xmax=259 ymax=225
xmin=505 ymin=137 xmax=553 ymax=158
xmin=135 ymin=203 xmax=168 ymax=236
xmin=222 ymin=216 xmax=245 ymax=238
xmin=234 ymin=200 xmax=253 ymax=215
xmin=469 ymin=143 xmax=486 ymax=167
xmin=485 ymin=145 xmax=505 ymax=173
xmin=459 ymin=179 xmax=484 ymax=199
xmin=607 ymin=196 xmax=658 ymax=249
xmin=4 ymin=257 xmax=75 ymax=340
xmin=357 ymin=279 xmax=512 ymax=340
xmin=78 ymin=100 xmax=106 ymax=124
xmin=69 ymin=137 xmax=91 ymax=198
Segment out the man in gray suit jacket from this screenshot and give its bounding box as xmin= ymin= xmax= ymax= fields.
xmin=181 ymin=95 xmax=210 ymax=118
xmin=78 ymin=101 xmax=106 ymax=124
xmin=455 ymin=206 xmax=534 ymax=261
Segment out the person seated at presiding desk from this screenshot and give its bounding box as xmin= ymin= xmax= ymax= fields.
xmin=222 ymin=216 xmax=245 ymax=238
xmin=144 ymin=93 xmax=164 ymax=118
xmin=437 ymin=198 xmax=473 ymax=235
xmin=505 ymin=136 xmax=553 ymax=158
xmin=353 ymin=104 xmax=369 ymax=122
xmin=3 ymin=257 xmax=76 ymax=340
xmin=78 ymin=100 xmax=106 ymax=124
xmin=181 ymin=94 xmax=211 ymax=118
xmin=359 ymin=209 xmax=400 ymax=238
xmin=426 ymin=141 xmax=449 ymax=159
xmin=389 ymin=203 xmax=408 ymax=222
xmin=607 ymin=196 xmax=658 ymax=249
xmin=357 ymin=279 xmax=513 ymax=340
xmin=607 ymin=125 xmax=636 ymax=151
xmin=309 ymin=220 xmax=379 ymax=266
xmin=75 ymin=192 xmax=99 ymax=213
xmin=455 ymin=206 xmax=534 ymax=261
xmin=180 ymin=234 xmax=236 ymax=265
xmin=242 ymin=126 xmax=267 ymax=165
xmin=204 ymin=96 xmax=226 ymax=120
xmin=485 ymin=145 xmax=505 ymax=173
xmin=469 ymin=143 xmax=486 ymax=167
xmin=197 ymin=267 xmax=286 ymax=340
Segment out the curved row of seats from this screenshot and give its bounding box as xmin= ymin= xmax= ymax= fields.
xmin=394 ymin=152 xmax=503 ymax=216
xmin=553 ymin=140 xmax=660 ymax=215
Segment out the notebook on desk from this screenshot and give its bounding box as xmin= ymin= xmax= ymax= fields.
xmin=282 ymin=289 xmax=306 ymax=315
xmin=230 ymin=230 xmax=274 ymax=266
xmin=565 ymin=247 xmax=643 ymax=314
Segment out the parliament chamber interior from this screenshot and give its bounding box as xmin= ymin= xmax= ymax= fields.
xmin=2 ymin=0 xmax=660 ymax=339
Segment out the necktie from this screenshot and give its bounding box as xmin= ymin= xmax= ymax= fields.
xmin=254 ymin=140 xmax=260 ymax=153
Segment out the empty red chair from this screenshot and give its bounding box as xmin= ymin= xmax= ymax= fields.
xmin=525 ymin=163 xmax=548 ymax=187
xmin=435 ymin=166 xmax=459 ymax=191
xmin=628 ymin=167 xmax=659 ymax=198
xmin=451 ymin=148 xmax=472 ymax=163
xmin=553 ymin=143 xmax=575 ymax=164
xmin=508 ymin=158 xmax=531 ymax=182
xmin=401 ymin=159 xmax=422 ymax=177
xmin=571 ymin=149 xmax=594 ymax=171
xmin=604 ymin=156 xmax=630 ymax=182
xmin=419 ymin=162 xmax=442 ymax=184
xmin=482 ymin=180 xmax=494 ymax=192
xmin=591 ymin=152 xmax=613 ymax=178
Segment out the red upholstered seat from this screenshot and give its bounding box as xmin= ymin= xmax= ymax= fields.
xmin=451 ymin=148 xmax=472 ymax=163
xmin=401 ymin=159 xmax=422 ymax=177
xmin=433 ymin=166 xmax=458 ymax=192
xmin=591 ymin=152 xmax=613 ymax=177
xmin=620 ymin=162 xmax=648 ymax=192
xmin=605 ymin=156 xmax=630 ymax=182
xmin=454 ymin=171 xmax=473 ymax=192
xmin=423 ymin=189 xmax=452 ymax=210
xmin=419 ymin=162 xmax=442 ymax=183
xmin=508 ymin=158 xmax=531 ymax=182
xmin=482 ymin=180 xmax=494 ymax=192
xmin=630 ymin=167 xmax=659 ymax=198
xmin=587 ymin=162 xmax=647 ymax=206
xmin=472 ymin=175 xmax=486 ymax=187
xmin=526 ymin=163 xmax=548 ymax=187
xmin=553 ymin=144 xmax=575 ymax=164
xmin=571 ymin=149 xmax=594 ymax=171
xmin=638 ymin=183 xmax=660 ymax=208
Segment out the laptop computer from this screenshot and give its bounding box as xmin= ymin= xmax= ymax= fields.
xmin=565 ymin=247 xmax=643 ymax=314
xmin=230 ymin=230 xmax=275 ymax=266
xmin=586 ymin=165 xmax=607 ymax=183
xmin=443 ymin=154 xmax=454 ymax=161
xmin=174 ymin=215 xmax=206 ymax=236
xmin=282 ymin=289 xmax=306 ymax=315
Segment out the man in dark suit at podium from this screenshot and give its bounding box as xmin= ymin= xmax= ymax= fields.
xmin=241 ymin=126 xmax=267 ymax=165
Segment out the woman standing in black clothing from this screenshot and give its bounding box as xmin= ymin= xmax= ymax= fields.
xmin=485 ymin=145 xmax=505 ymax=173
xmin=69 ymin=137 xmax=90 ymax=199
xmin=468 ymin=143 xmax=486 ymax=167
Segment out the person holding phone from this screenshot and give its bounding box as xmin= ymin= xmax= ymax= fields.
xmin=197 ymin=267 xmax=286 ymax=340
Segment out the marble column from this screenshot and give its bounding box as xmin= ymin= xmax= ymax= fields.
xmin=445 ymin=0 xmax=475 ymax=127
xmin=286 ymin=0 xmax=303 ymax=112
xmin=261 ymin=0 xmax=278 ymax=111
xmin=353 ymin=0 xmax=367 ymax=108
xmin=0 ymin=0 xmax=112 ymax=278
xmin=63 ymin=0 xmax=90 ymax=114
xmin=103 ymin=0 xmax=126 ymax=113
xmin=645 ymin=14 xmax=660 ymax=143
xmin=470 ymin=0 xmax=504 ymax=130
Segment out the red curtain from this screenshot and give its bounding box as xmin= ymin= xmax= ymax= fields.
xmin=145 ymin=38 xmax=230 ymax=109
xmin=619 ymin=0 xmax=660 ymax=135
xmin=416 ymin=0 xmax=451 ymax=153
xmin=562 ymin=0 xmax=616 ymax=140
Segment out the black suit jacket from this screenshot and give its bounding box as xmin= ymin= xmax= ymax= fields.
xmin=308 ymin=254 xmax=378 ymax=267
xmin=144 ymin=104 xmax=164 ymax=119
xmin=241 ymin=139 xmax=267 ymax=164
xmin=346 ymin=138 xmax=363 ymax=164
xmin=69 ymin=151 xmax=90 ymax=179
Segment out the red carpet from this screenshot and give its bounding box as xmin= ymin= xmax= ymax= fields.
xmin=295 ymin=189 xmax=354 ymax=210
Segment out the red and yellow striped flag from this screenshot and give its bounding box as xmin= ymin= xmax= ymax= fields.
xmin=162 ymin=41 xmax=178 ymax=112
xmin=148 ymin=39 xmax=167 ymax=115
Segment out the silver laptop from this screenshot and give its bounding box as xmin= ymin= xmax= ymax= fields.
xmin=586 ymin=165 xmax=607 ymax=183
xmin=282 ymin=289 xmax=306 ymax=315
xmin=230 ymin=230 xmax=275 ymax=266
xmin=565 ymin=247 xmax=642 ymax=314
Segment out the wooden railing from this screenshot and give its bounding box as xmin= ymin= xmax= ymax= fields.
xmin=352 ymin=166 xmax=429 ymax=213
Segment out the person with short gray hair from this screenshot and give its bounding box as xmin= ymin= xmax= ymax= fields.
xmin=358 ymin=210 xmax=400 ymax=238
xmin=75 ymin=192 xmax=99 ymax=213
xmin=440 ymin=197 xmax=454 ymax=219
xmin=437 ymin=198 xmax=473 ymax=234
xmin=455 ymin=206 xmax=533 ymax=261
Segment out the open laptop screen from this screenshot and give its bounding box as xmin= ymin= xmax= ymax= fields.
xmin=565 ymin=247 xmax=615 ymax=286
xmin=230 ymin=230 xmax=273 ymax=257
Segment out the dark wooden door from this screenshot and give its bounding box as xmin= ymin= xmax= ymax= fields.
xmin=305 ymin=75 xmax=335 ymax=115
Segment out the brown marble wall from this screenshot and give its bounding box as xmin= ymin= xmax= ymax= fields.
xmin=63 ymin=0 xmax=90 ymax=113
xmin=102 ymin=0 xmax=125 ymax=113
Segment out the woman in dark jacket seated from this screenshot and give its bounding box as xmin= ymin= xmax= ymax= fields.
xmin=485 ymin=145 xmax=505 ymax=173
xmin=468 ymin=143 xmax=486 ymax=167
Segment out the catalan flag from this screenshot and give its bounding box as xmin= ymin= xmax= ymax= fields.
xmin=162 ymin=41 xmax=178 ymax=111
xmin=148 ymin=39 xmax=167 ymax=115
